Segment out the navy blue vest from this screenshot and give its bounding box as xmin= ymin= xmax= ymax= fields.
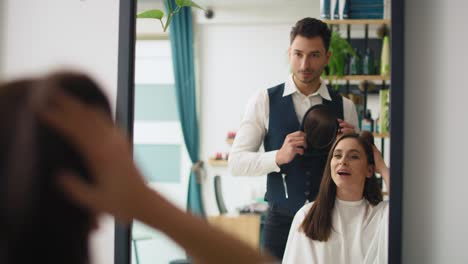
xmin=264 ymin=83 xmax=344 ymax=215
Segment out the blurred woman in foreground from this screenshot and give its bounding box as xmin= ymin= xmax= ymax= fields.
xmin=0 ymin=71 xmax=273 ymax=264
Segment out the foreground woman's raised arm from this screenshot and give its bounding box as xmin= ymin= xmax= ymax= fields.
xmin=39 ymin=92 xmax=274 ymax=264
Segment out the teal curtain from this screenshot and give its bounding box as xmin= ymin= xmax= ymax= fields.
xmin=166 ymin=0 xmax=204 ymax=216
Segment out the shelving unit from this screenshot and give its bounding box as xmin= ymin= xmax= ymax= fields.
xmin=323 ymin=19 xmax=390 ymax=25
xmin=324 ymin=75 xmax=389 ymax=82
xmin=208 ymin=137 xmax=234 ymax=167
xmin=324 ymin=18 xmax=390 ymax=126
xmin=325 ymin=18 xmax=390 ymax=115
xmin=208 ymin=158 xmax=228 ymax=167
xmin=373 ymin=132 xmax=389 ymax=139
xmin=325 ymin=19 xmax=391 ymax=162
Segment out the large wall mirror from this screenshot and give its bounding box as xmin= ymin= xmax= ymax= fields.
xmin=116 ymin=0 xmax=403 ymax=263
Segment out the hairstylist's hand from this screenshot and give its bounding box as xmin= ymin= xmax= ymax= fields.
xmin=38 ymin=92 xmax=148 ymax=223
xmin=337 ymin=119 xmax=356 ymax=135
xmin=276 ymin=131 xmax=307 ymax=166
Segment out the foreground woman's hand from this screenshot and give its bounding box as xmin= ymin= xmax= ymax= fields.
xmin=39 ymin=92 xmax=147 ymax=223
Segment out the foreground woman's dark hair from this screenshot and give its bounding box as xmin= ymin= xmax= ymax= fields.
xmin=0 ymin=72 xmax=111 ymax=264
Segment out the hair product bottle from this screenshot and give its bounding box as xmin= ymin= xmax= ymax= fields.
xmin=361 ymin=109 xmax=374 ymax=132
xmin=363 ymin=48 xmax=375 ymax=75
xmin=380 ymin=36 xmax=390 ymax=76
xmin=320 ymin=0 xmax=331 ymax=19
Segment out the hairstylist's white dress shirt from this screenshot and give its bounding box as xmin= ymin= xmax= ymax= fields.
xmin=228 ymin=74 xmax=359 ymax=176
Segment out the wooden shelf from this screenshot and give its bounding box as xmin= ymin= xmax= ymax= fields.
xmin=373 ymin=132 xmax=390 ymax=138
xmin=208 ymin=158 xmax=228 ymax=167
xmin=323 ymin=19 xmax=390 ymax=25
xmin=325 ymin=75 xmax=390 ymax=81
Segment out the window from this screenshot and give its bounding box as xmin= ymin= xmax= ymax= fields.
xmin=132 ymin=39 xmax=190 ymax=264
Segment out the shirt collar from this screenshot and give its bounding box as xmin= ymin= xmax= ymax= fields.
xmin=283 ymin=74 xmax=332 ymax=101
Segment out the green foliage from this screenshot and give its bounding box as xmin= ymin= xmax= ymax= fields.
xmin=137 ymin=0 xmax=204 ymax=32
xmin=175 ymin=0 xmax=204 ymax=9
xmin=137 ymin=9 xmax=164 ymax=20
xmin=325 ymin=31 xmax=356 ymax=89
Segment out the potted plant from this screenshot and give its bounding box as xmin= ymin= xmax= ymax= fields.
xmin=324 ymin=31 xmax=356 ymax=89
xmin=137 ymin=0 xmax=204 ymax=32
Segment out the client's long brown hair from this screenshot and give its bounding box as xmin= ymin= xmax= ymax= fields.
xmin=299 ymin=133 xmax=383 ymax=241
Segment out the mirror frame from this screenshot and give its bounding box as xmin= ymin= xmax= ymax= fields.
xmin=115 ymin=0 xmax=136 ymax=264
xmin=389 ymin=0 xmax=404 ymax=262
xmin=115 ymin=0 xmax=404 ymax=263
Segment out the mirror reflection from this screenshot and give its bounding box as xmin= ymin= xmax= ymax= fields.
xmin=132 ymin=0 xmax=391 ymax=263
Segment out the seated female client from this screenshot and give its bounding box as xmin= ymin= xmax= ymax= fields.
xmin=283 ymin=133 xmax=389 ymax=264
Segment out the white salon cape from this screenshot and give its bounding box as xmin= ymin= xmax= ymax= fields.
xmin=283 ymin=199 xmax=389 ymax=264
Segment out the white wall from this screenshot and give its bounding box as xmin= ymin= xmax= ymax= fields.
xmin=0 ymin=0 xmax=119 ymax=110
xmin=194 ymin=3 xmax=320 ymax=215
xmin=403 ymin=0 xmax=468 ymax=263
xmin=0 ymin=1 xmax=120 ymax=263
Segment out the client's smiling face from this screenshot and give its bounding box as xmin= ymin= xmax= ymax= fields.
xmin=330 ymin=138 xmax=373 ymax=192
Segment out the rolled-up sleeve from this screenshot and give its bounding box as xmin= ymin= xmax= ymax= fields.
xmin=228 ymin=90 xmax=281 ymax=176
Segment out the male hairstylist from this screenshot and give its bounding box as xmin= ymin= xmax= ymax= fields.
xmin=228 ymin=17 xmax=359 ymax=260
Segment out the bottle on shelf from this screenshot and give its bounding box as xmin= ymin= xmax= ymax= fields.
xmin=379 ymin=88 xmax=390 ymax=133
xmin=331 ymin=0 xmax=339 ymax=19
xmin=380 ymin=35 xmax=390 ymax=76
xmin=362 ymin=48 xmax=375 ymax=75
xmin=384 ymin=0 xmax=391 ymax=19
xmin=361 ymin=109 xmax=374 ymax=132
xmin=349 ymin=94 xmax=364 ymax=130
xmin=320 ymin=0 xmax=331 ymax=19
xmin=375 ymin=115 xmax=380 ymax=133
xmin=349 ymin=49 xmax=362 ymax=75
xmin=339 ymin=0 xmax=349 ymax=19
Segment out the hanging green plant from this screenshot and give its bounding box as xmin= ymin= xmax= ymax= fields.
xmin=137 ymin=0 xmax=204 ymax=32
xmin=324 ymin=31 xmax=356 ymax=89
